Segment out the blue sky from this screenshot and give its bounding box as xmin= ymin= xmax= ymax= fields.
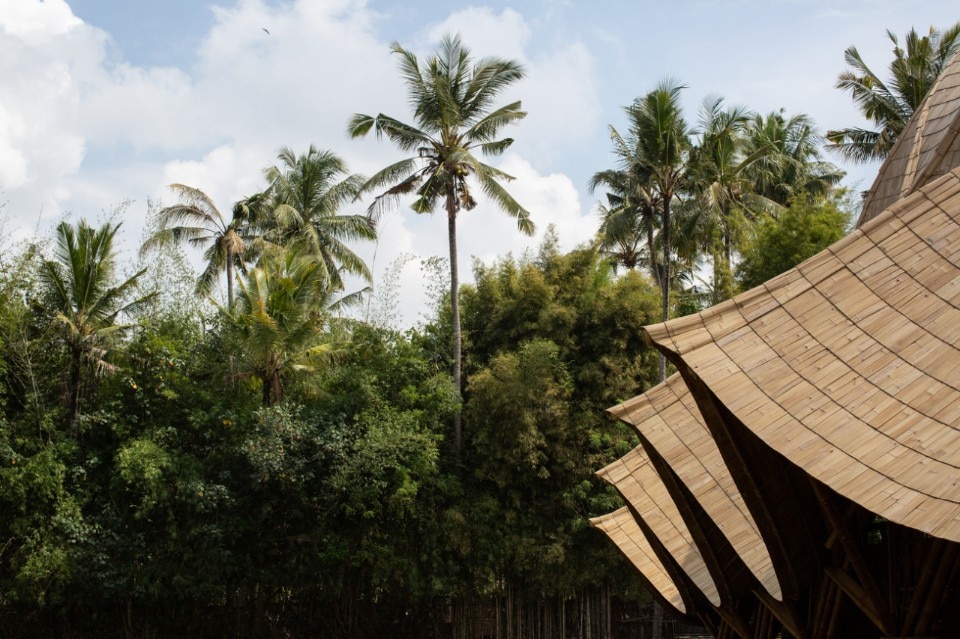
xmin=2 ymin=0 xmax=958 ymax=324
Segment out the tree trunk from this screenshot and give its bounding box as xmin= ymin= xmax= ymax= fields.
xmin=645 ymin=204 xmax=666 ymax=382
xmin=227 ymin=246 xmax=235 ymax=310
xmin=447 ymin=194 xmax=463 ymax=455
xmin=659 ymin=196 xmax=671 ymax=383
xmin=67 ymin=345 xmax=82 ymax=437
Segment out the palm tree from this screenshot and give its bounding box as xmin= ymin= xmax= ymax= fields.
xmin=141 ymin=184 xmax=246 ymax=309
xmin=347 ymin=34 xmax=533 ymax=453
xmin=42 ymin=219 xmax=154 ymax=436
xmin=746 ymin=111 xmax=844 ymax=206
xmin=826 ymin=23 xmax=960 ymax=163
xmin=685 ymin=97 xmax=763 ymax=302
xmin=624 ymin=80 xmax=690 ymax=381
xmin=260 ymin=145 xmax=374 ymax=290
xmin=590 ymin=174 xmax=648 ymax=273
xmin=589 ymin=127 xmax=662 ymax=285
xmin=225 ymin=248 xmax=347 ymax=406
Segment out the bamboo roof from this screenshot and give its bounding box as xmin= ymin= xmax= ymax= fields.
xmin=859 ymin=51 xmax=960 ymax=225
xmin=609 ymin=374 xmax=782 ymax=600
xmin=598 ymin=446 xmax=721 ymax=607
xmin=645 ymin=168 xmax=960 ymax=542
xmin=590 ymin=507 xmax=687 ymax=615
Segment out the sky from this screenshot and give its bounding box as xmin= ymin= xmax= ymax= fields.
xmin=1 ymin=0 xmax=958 ymax=326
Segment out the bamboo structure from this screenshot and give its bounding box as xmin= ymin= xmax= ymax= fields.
xmin=593 ymin=52 xmax=960 ymax=638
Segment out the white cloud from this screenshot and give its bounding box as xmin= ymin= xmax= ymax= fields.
xmin=0 ymin=0 xmax=82 ymax=43
xmin=425 ymin=7 xmax=531 ymax=61
xmin=161 ymin=145 xmax=269 ymax=209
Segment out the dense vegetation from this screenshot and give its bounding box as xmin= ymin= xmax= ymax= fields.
xmin=1 ymin=22 xmax=948 ymax=638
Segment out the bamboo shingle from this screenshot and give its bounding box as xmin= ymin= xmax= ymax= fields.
xmin=590 ymin=507 xmax=687 ymax=614
xmin=598 ymin=447 xmax=722 ymax=607
xmin=608 ymin=374 xmax=783 ymax=601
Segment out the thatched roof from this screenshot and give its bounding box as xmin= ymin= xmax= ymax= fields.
xmin=603 ymin=374 xmax=781 ymax=600
xmin=592 ymin=507 xmax=687 ymax=614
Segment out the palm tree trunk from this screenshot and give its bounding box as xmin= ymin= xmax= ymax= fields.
xmin=659 ymin=197 xmax=670 ymax=383
xmin=227 ymin=247 xmax=235 ymax=310
xmin=646 ymin=205 xmax=667 ymax=381
xmin=447 ymin=196 xmax=463 ymax=455
xmin=67 ymin=345 xmax=82 ymax=437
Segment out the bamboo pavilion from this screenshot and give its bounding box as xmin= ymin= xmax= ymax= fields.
xmin=592 ymin=52 xmax=960 ymax=638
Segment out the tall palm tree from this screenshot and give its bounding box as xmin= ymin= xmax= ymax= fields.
xmin=826 ymin=23 xmax=960 ymax=163
xmin=625 ymin=80 xmax=690 ymax=381
xmin=225 ymin=248 xmax=347 ymax=406
xmin=347 ymin=34 xmax=533 ymax=453
xmin=42 ymin=219 xmax=154 ymax=436
xmin=746 ymin=111 xmax=844 ymax=206
xmin=260 ymin=145 xmax=374 ymax=290
xmin=141 ymin=184 xmax=246 ymax=309
xmin=686 ymin=97 xmax=762 ymax=302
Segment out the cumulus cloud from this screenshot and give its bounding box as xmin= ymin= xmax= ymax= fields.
xmin=0 ymin=0 xmax=102 ymax=225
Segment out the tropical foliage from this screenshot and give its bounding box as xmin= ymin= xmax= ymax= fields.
xmin=826 ymin=22 xmax=960 ymax=163
xmin=348 ymin=34 xmax=532 ymax=453
xmin=41 ymin=220 xmax=154 ymax=435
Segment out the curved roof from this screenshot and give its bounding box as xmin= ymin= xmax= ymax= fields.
xmin=609 ymin=374 xmax=782 ymax=600
xmin=859 ymin=51 xmax=960 ymax=225
xmin=599 ymin=446 xmax=721 ymax=607
xmin=645 ymin=168 xmax=960 ymax=541
xmin=590 ymin=507 xmax=687 ymax=615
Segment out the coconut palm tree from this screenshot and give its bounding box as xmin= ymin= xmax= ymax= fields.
xmin=42 ymin=219 xmax=154 ymax=436
xmin=685 ymin=97 xmax=763 ymax=302
xmin=624 ymin=80 xmax=690 ymax=380
xmin=260 ymin=145 xmax=374 ymax=290
xmin=746 ymin=111 xmax=844 ymax=206
xmin=590 ymin=173 xmax=648 ymax=273
xmin=225 ymin=248 xmax=349 ymax=406
xmin=347 ymin=34 xmax=533 ymax=453
xmin=589 ymin=126 xmax=662 ymax=286
xmin=141 ymin=184 xmax=246 ymax=309
xmin=826 ymin=23 xmax=960 ymax=163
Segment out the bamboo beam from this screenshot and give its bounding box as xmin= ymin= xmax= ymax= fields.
xmin=902 ymin=537 xmax=946 ymax=633
xmin=824 ymin=567 xmax=896 ymax=636
xmin=752 ymin=588 xmax=807 ymax=639
xmin=824 ymin=581 xmax=844 ymax=639
xmin=810 ymin=480 xmax=896 ymax=634
xmin=715 ymin=605 xmax=752 ymax=639
xmin=810 ymin=574 xmax=835 ymax=639
xmin=910 ymin=539 xmax=959 ymax=636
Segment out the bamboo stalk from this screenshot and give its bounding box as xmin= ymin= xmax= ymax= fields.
xmin=911 ymin=540 xmax=959 ymax=636
xmin=901 ymin=537 xmax=945 ymax=633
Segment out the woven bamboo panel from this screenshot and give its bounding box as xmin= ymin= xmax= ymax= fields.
xmin=645 ymin=169 xmax=960 ymax=542
xmin=608 ymin=374 xmax=782 ymax=600
xmin=598 ymin=447 xmax=721 ymax=606
xmin=859 ymin=52 xmax=960 ymax=225
xmin=590 ymin=507 xmax=687 ymax=614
